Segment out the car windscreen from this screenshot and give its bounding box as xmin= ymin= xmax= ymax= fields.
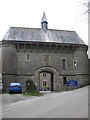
xmin=10 ymin=83 xmax=21 ymax=86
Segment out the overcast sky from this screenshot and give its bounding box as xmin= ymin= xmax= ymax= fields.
xmin=0 ymin=0 xmax=88 ymax=45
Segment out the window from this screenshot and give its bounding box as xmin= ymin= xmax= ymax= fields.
xmin=62 ymin=59 xmax=66 ymax=69
xmin=26 ymin=54 xmax=30 ymax=61
xmin=43 ymin=80 xmax=47 ymax=86
xmin=63 ymin=77 xmax=66 ymax=84
xmin=74 ymin=61 xmax=77 ymax=67
xmin=43 ymin=72 xmax=46 ymax=76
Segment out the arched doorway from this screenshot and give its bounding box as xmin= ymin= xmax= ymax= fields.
xmin=39 ymin=72 xmax=54 ymax=91
xmin=34 ymin=66 xmax=60 ymax=92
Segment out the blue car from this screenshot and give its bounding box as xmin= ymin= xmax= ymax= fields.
xmin=9 ymin=82 xmax=22 ymax=93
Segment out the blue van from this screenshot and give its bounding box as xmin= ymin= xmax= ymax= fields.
xmin=9 ymin=82 xmax=22 ymax=93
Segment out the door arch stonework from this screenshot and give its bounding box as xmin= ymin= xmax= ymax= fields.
xmin=34 ymin=66 xmax=60 ymax=91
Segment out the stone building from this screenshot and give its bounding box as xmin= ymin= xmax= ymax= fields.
xmin=1 ymin=12 xmax=89 ymax=92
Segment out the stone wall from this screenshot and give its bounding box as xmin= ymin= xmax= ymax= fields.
xmin=2 ymin=45 xmax=17 ymax=74
xmin=2 ymin=42 xmax=89 ymax=92
xmin=2 ymin=44 xmax=17 ymax=92
xmin=2 ymin=75 xmax=16 ymax=92
xmin=0 ymin=42 xmax=2 ymax=74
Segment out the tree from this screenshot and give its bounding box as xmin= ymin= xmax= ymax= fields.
xmin=26 ymin=79 xmax=36 ymax=93
xmin=82 ymin=0 xmax=90 ymax=14
xmin=88 ymin=0 xmax=90 ymax=13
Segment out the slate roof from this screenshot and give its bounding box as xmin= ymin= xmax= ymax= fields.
xmin=2 ymin=27 xmax=85 ymax=45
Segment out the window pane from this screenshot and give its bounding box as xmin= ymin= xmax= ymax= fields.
xmin=62 ymin=59 xmax=66 ymax=69
xmin=45 ymin=81 xmax=46 ymax=86
xmin=43 ymin=80 xmax=47 ymax=86
xmin=63 ymin=77 xmax=66 ymax=84
xmin=43 ymin=72 xmax=46 ymax=76
xmin=27 ymin=54 xmax=30 ymax=60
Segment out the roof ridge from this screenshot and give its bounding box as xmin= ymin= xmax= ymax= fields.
xmin=10 ymin=27 xmax=75 ymax=32
xmin=10 ymin=27 xmax=41 ymax=30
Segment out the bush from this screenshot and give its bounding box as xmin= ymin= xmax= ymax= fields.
xmin=26 ymin=79 xmax=36 ymax=93
xmin=23 ymin=91 xmax=43 ymax=96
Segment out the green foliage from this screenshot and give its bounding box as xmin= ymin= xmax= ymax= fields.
xmin=26 ymin=79 xmax=36 ymax=93
xmin=23 ymin=91 xmax=43 ymax=96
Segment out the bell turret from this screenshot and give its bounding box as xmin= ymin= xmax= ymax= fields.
xmin=41 ymin=12 xmax=48 ymax=29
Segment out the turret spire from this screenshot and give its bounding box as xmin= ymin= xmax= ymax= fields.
xmin=41 ymin=12 xmax=47 ymax=23
xmin=41 ymin=12 xmax=48 ymax=29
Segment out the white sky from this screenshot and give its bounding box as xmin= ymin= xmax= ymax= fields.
xmin=0 ymin=0 xmax=88 ymax=45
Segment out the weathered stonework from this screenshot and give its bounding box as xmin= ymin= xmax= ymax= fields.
xmin=1 ymin=41 xmax=89 ymax=92
xmin=1 ymin=13 xmax=89 ymax=92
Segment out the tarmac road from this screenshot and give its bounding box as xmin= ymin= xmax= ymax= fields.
xmin=2 ymin=86 xmax=88 ymax=118
xmin=2 ymin=93 xmax=36 ymax=105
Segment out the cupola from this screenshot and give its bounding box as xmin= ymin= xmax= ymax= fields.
xmin=41 ymin=12 xmax=48 ymax=29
